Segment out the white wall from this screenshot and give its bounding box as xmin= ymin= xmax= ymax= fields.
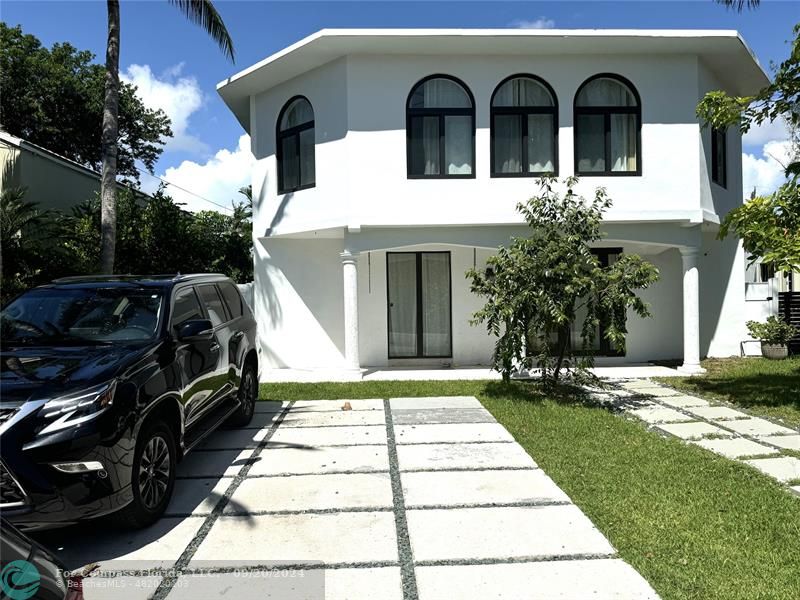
xmin=251 ymin=52 xmax=741 ymax=238
xmin=700 ymin=231 xmax=746 ymax=358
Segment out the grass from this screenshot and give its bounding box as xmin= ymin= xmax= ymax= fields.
xmin=653 ymin=357 xmax=800 ymax=429
xmin=260 ymin=380 xmax=800 ymax=600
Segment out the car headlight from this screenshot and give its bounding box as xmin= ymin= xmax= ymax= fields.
xmin=37 ymin=381 xmax=116 ymax=436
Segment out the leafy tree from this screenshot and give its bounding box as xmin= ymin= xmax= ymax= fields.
xmin=99 ymin=0 xmax=235 ymax=273
xmin=718 ymin=181 xmax=800 ymax=273
xmin=468 ymin=177 xmax=659 ymax=384
xmin=0 ymin=24 xmax=171 ymax=180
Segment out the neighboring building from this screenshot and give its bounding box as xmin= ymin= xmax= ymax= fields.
xmin=218 ymin=29 xmax=768 ymax=375
xmin=0 ymin=130 xmax=138 ymax=211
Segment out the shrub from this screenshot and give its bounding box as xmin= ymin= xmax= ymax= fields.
xmin=746 ymin=317 xmax=798 ymax=345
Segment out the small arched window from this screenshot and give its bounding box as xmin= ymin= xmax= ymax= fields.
xmin=277 ymin=96 xmax=315 ymax=193
xmin=407 ymin=75 xmax=475 ymax=178
xmin=574 ymin=75 xmax=641 ymax=175
xmin=491 ymin=75 xmax=557 ymax=177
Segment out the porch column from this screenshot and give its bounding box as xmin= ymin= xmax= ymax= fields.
xmin=678 ymin=247 xmax=706 ymax=374
xmin=340 ymin=250 xmax=360 ymax=370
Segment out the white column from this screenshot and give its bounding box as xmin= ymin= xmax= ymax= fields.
xmin=678 ymin=247 xmax=706 ymax=374
xmin=340 ymin=250 xmax=360 ymax=370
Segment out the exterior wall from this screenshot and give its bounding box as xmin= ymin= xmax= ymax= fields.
xmin=696 ymin=62 xmax=744 ymax=218
xmin=251 ymin=52 xmax=743 ymax=238
xmin=254 ymin=237 xmax=346 ymax=368
xmin=700 ymin=231 xmax=746 ymax=358
xmin=1 ymin=139 xmax=103 ymax=211
xmin=251 ymin=59 xmax=350 ymax=239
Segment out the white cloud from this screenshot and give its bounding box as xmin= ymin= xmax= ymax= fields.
xmin=121 ymin=63 xmax=208 ymax=154
xmin=157 ymin=134 xmax=253 ymax=213
xmin=742 ymin=139 xmax=792 ymax=197
xmin=742 ymin=117 xmax=791 ymax=149
xmin=509 ymin=17 xmax=555 ymax=29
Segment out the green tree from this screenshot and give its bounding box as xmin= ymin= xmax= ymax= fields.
xmin=468 ymin=178 xmax=659 ymax=384
xmin=0 ymin=24 xmax=171 ymax=180
xmin=100 ymin=0 xmax=235 ymax=273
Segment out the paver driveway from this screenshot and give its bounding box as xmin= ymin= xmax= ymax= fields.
xmin=35 ymin=396 xmax=658 ymax=599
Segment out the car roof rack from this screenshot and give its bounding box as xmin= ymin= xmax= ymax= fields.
xmin=51 ymin=273 xmax=229 ymax=284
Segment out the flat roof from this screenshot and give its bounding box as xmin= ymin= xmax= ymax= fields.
xmin=217 ymin=28 xmax=770 ymax=130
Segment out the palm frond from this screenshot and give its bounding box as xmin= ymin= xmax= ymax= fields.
xmin=713 ymin=0 xmax=761 ymax=12
xmin=168 ymin=0 xmax=235 ymax=62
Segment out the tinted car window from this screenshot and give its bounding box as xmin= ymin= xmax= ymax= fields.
xmin=171 ymin=287 xmax=203 ymax=328
xmin=219 ymin=283 xmax=243 ymax=319
xmin=198 ymin=285 xmax=227 ymax=327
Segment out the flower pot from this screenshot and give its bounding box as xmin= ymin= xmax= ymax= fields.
xmin=761 ymin=342 xmax=788 ymax=360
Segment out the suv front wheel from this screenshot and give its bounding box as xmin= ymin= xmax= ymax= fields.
xmin=228 ymin=361 xmax=257 ymax=427
xmin=114 ymin=420 xmax=176 ymax=529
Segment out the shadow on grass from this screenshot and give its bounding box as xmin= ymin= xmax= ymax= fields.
xmin=669 ymin=371 xmax=800 ymax=413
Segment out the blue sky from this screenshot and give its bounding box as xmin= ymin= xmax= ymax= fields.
xmin=3 ymin=1 xmax=797 ymax=210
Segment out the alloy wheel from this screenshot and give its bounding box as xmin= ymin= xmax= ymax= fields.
xmin=138 ymin=435 xmax=171 ymax=510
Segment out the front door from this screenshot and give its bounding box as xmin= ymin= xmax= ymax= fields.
xmin=387 ymin=251 xmax=452 ymax=358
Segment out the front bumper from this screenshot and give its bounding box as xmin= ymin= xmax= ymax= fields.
xmin=1 ymin=406 xmax=136 ymax=531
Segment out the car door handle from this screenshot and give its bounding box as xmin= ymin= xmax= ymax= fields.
xmin=232 ymin=331 xmax=244 ymax=341
xmin=210 ymin=342 xmax=220 ymax=352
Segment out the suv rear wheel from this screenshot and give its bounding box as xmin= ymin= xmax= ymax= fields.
xmin=228 ymin=361 xmax=257 ymax=427
xmin=114 ymin=420 xmax=176 ymax=529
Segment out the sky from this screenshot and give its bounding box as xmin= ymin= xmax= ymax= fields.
xmin=3 ymin=0 xmax=798 ymax=212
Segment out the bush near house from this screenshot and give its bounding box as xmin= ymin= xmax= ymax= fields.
xmin=0 ymin=186 xmax=252 ymax=304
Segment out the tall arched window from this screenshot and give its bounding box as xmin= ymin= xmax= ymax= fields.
xmin=406 ymin=75 xmax=475 ymax=178
xmin=491 ymin=75 xmax=557 ymax=177
xmin=574 ymin=74 xmax=641 ymax=176
xmin=277 ymin=96 xmax=315 ymax=193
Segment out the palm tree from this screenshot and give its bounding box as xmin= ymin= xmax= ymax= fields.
xmin=99 ymin=0 xmax=234 ymax=274
xmin=714 ymin=0 xmax=760 ymax=10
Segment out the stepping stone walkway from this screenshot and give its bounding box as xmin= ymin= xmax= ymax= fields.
xmin=35 ymin=396 xmax=659 ymax=600
xmin=605 ymin=380 xmax=800 ymax=495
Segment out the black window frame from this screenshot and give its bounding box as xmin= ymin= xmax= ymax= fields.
xmin=170 ymin=285 xmax=205 ymax=332
xmin=197 ymin=283 xmax=230 ymax=327
xmin=386 ymin=251 xmax=453 ymax=359
xmin=218 ymin=282 xmax=243 ymax=320
xmin=711 ymin=126 xmax=727 ymax=188
xmin=276 ymin=95 xmax=315 ymax=194
xmin=573 ymin=73 xmax=642 ymax=177
xmin=490 ymin=74 xmax=559 ymax=178
xmin=406 ymin=74 xmax=476 ymax=180
xmin=590 ymin=248 xmax=625 ymax=357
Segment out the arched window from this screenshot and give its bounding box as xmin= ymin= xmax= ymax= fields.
xmin=277 ymin=96 xmax=315 ymax=193
xmin=574 ymin=75 xmax=641 ymax=175
xmin=491 ymin=75 xmax=557 ymax=177
xmin=406 ymin=75 xmax=475 ymax=178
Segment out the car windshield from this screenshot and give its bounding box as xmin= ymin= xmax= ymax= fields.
xmin=1 ymin=287 xmax=164 ymax=345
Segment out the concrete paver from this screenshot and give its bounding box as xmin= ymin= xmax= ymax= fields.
xmin=744 ymin=456 xmax=800 ymax=483
xmin=394 ymin=423 xmax=514 ymax=444
xmin=279 ymin=409 xmax=386 ymax=427
xmin=397 ymin=442 xmax=537 ymax=471
xmin=687 ymin=406 xmax=749 ymax=421
xmin=225 ymin=473 xmax=393 ymax=513
xmin=291 ymin=399 xmax=384 ymax=412
xmin=629 ymin=406 xmax=695 ymax=424
xmin=176 ymin=449 xmax=253 ymax=478
xmin=270 ymin=424 xmax=387 ymax=447
xmin=193 ymin=511 xmax=398 ymax=565
xmin=657 ymin=395 xmax=711 ymax=409
xmin=406 ymin=505 xmax=615 ymax=562
xmin=656 ymin=421 xmax=733 ymax=440
xmin=165 ymin=477 xmax=231 ymax=516
xmin=249 ymin=444 xmax=389 ymax=476
xmin=415 ymin=559 xmax=659 ymax=600
xmin=402 ymin=469 xmax=569 ymax=507
xmin=392 ymin=407 xmax=496 ymax=425
xmin=692 ymin=438 xmax=780 ymax=459
xmin=390 ymin=396 xmax=483 ymax=410
xmin=761 ymin=434 xmax=800 ymax=451
xmin=722 ymin=418 xmax=797 ymax=438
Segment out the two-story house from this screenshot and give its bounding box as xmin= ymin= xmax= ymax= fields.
xmin=218 ymin=29 xmax=768 ymax=376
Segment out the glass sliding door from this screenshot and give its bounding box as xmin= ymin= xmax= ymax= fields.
xmin=387 ymin=252 xmax=452 ymax=358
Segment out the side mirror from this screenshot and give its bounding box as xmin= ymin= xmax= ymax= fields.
xmin=176 ymin=319 xmax=214 ymax=342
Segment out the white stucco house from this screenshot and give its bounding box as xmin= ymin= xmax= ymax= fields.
xmin=217 ymin=29 xmax=768 ymax=377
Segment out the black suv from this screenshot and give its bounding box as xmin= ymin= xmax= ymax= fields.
xmin=0 ymin=274 xmax=258 ymax=530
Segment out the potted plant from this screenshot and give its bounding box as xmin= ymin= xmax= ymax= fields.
xmin=746 ymin=317 xmax=798 ymax=360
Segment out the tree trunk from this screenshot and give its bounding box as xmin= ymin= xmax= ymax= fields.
xmin=100 ymin=0 xmax=120 ymax=274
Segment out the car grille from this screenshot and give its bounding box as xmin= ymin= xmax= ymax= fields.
xmin=0 ymin=462 xmax=27 ymax=507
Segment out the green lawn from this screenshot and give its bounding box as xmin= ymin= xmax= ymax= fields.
xmin=654 ymin=357 xmax=800 ymax=429
xmin=261 ymin=380 xmax=800 ymax=600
